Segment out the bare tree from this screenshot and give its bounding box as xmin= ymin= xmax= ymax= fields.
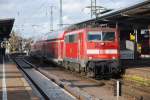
xmin=7 ymin=31 xmax=33 ymax=54
xmin=8 ymin=31 xmax=23 ymax=53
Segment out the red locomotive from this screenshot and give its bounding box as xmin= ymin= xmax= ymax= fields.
xmin=31 ymin=27 xmax=122 ymax=77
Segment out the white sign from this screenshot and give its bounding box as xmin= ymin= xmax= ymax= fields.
xmin=120 ymin=50 xmax=134 ymax=59
xmin=126 ymin=40 xmax=135 ymax=51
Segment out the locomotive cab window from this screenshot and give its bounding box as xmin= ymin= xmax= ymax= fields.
xmin=88 ymin=31 xmax=115 ymax=41
xmin=65 ymin=34 xmax=78 ymax=43
xmin=88 ymin=32 xmax=102 ymax=41
xmin=102 ymin=32 xmax=115 ymax=41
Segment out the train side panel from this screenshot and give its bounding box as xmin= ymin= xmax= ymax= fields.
xmin=64 ymin=29 xmax=86 ymax=60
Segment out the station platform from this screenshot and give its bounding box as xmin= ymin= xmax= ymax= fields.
xmin=0 ymin=56 xmax=39 ymax=100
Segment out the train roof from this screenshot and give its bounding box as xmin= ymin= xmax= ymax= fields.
xmin=44 ymin=27 xmax=117 ymax=40
xmin=44 ymin=30 xmax=65 ymax=41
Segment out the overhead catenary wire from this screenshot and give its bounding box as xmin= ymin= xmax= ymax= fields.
xmin=49 ymin=6 xmax=56 ymax=32
xmin=15 ymin=0 xmax=117 ymax=37
xmin=23 ymin=0 xmax=48 ymax=22
xmin=59 ymin=0 xmax=63 ymax=29
xmin=15 ymin=0 xmax=49 ymax=36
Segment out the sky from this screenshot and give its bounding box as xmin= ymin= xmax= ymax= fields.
xmin=0 ymin=0 xmax=145 ymax=39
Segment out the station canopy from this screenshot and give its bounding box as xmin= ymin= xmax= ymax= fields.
xmin=68 ymin=0 xmax=150 ymax=30
xmin=0 ymin=18 xmax=14 ymax=42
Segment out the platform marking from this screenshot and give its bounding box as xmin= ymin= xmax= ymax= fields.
xmin=2 ymin=56 xmax=7 ymax=100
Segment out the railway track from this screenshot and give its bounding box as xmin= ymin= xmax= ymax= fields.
xmin=131 ymin=68 xmax=150 ymax=73
xmin=24 ymin=56 xmax=126 ymax=100
xmin=13 ymin=56 xmax=107 ymax=100
xmin=14 ymin=57 xmax=77 ymax=100
xmin=25 ymin=56 xmax=117 ymax=90
xmin=27 ymin=56 xmax=150 ymax=100
xmin=26 ymin=56 xmax=117 ymax=85
xmin=125 ymin=67 xmax=150 ymax=81
xmin=22 ymin=58 xmax=103 ymax=100
xmin=12 ymin=55 xmax=150 ymax=100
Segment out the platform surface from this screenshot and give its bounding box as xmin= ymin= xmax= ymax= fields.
xmin=0 ymin=56 xmax=39 ymax=100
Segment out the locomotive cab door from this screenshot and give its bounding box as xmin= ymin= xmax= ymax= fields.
xmin=65 ymin=34 xmax=78 ymax=60
xmin=78 ymin=32 xmax=84 ymax=60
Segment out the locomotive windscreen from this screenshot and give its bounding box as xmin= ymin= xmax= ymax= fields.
xmin=88 ymin=32 xmax=102 ymax=41
xmin=88 ymin=31 xmax=115 ymax=41
xmin=102 ymin=32 xmax=115 ymax=41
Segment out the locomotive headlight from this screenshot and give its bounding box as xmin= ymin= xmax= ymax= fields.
xmin=112 ymin=56 xmax=116 ymax=59
xmin=89 ymin=57 xmax=92 ymax=60
xmin=100 ymin=42 xmax=105 ymax=46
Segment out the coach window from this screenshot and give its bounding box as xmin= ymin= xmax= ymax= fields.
xmin=68 ymin=34 xmax=78 ymax=43
xmin=65 ymin=35 xmax=69 ymax=43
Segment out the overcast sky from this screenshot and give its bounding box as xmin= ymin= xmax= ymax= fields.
xmin=0 ymin=0 xmax=145 ymax=38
